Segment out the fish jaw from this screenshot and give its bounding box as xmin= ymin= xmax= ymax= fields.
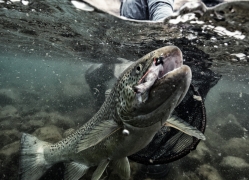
xmin=123 ymin=65 xmax=192 ymax=127
xmin=132 ymin=46 xmax=184 ymax=101
xmin=116 ymin=46 xmax=183 ymax=114
xmin=144 ymin=65 xmax=192 ymax=112
xmin=158 ymin=46 xmax=183 ymax=78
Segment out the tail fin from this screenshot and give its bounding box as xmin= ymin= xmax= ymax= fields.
xmin=19 ymin=133 xmax=52 ymax=180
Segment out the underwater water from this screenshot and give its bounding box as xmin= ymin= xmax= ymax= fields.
xmin=2 ymin=51 xmax=249 ymax=180
xmin=0 ymin=0 xmax=249 ymax=180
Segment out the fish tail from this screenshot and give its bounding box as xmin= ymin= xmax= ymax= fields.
xmin=19 ymin=133 xmax=52 ymax=180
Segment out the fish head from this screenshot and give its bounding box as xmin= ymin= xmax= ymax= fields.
xmin=115 ymin=46 xmax=192 ymax=127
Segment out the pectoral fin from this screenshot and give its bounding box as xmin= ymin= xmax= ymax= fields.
xmin=112 ymin=157 xmax=130 ymax=179
xmin=92 ymin=159 xmax=110 ymax=180
xmin=77 ymin=120 xmax=121 ymax=152
xmin=165 ymin=116 xmax=206 ymax=140
xmin=64 ymin=162 xmax=89 ymax=180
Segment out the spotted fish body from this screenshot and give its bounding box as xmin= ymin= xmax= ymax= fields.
xmin=19 ymin=46 xmax=201 ymax=180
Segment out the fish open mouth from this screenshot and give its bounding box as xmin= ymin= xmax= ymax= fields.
xmin=134 ymin=46 xmax=183 ymax=95
xmin=127 ymin=46 xmax=192 ymax=126
xmin=156 ymin=46 xmax=183 ymax=79
xmin=144 ymin=46 xmax=191 ymax=109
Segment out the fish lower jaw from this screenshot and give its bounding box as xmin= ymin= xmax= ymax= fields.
xmin=159 ymin=66 xmax=182 ymax=79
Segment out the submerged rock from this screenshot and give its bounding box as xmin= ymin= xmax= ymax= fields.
xmin=27 ymin=119 xmax=45 ymax=129
xmin=0 ymin=141 xmax=19 ymax=180
xmin=187 ymin=141 xmax=213 ymax=161
xmin=214 ymin=114 xmax=245 ymax=140
xmin=197 ymin=164 xmax=223 ymax=180
xmin=0 ymin=141 xmax=19 ymax=159
xmin=0 ymin=105 xmax=21 ymax=130
xmin=63 ymin=128 xmax=75 ymax=138
xmin=0 ymin=89 xmax=19 ymax=106
xmin=32 ymin=125 xmax=63 ymax=143
xmin=32 ymin=111 xmax=75 ymax=130
xmin=219 ymin=156 xmax=249 ymax=180
xmin=220 ymin=156 xmax=249 ymax=168
xmin=0 ymin=105 xmax=18 ymax=119
xmin=221 ymin=137 xmax=249 ymax=160
xmin=204 ymin=128 xmax=225 ymax=152
xmin=45 ymin=112 xmax=76 ymax=130
xmin=0 ymin=129 xmax=20 ymax=148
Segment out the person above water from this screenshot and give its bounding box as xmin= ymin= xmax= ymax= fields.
xmin=120 ymin=0 xmax=174 ymax=21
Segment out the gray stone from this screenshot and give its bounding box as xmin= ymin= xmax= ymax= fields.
xmin=0 ymin=105 xmax=19 ymax=120
xmin=32 ymin=125 xmax=63 ymax=143
xmin=32 ymin=111 xmax=75 ymax=130
xmin=220 ymin=156 xmax=249 ymax=168
xmin=0 ymin=129 xmax=20 ymax=147
xmin=197 ymin=164 xmax=223 ymax=180
xmin=176 ymin=171 xmax=200 ymax=180
xmin=204 ymin=128 xmax=225 ymax=152
xmin=0 ymin=141 xmax=19 ymax=157
xmin=214 ymin=114 xmax=245 ymax=140
xmin=27 ymin=119 xmax=45 ymax=129
xmin=46 ymin=112 xmax=75 ymax=130
xmin=221 ymin=137 xmax=249 ymax=160
xmin=219 ymin=156 xmax=249 ymax=180
xmin=0 ymin=89 xmax=20 ymax=106
xmin=187 ymin=141 xmax=212 ymax=161
xmin=0 ymin=141 xmax=19 ymax=180
xmin=63 ymin=128 xmax=75 ymax=138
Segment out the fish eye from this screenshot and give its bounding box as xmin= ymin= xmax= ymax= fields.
xmin=136 ymin=64 xmax=143 ymax=74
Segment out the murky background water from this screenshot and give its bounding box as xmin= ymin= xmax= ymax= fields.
xmin=0 ymin=0 xmax=249 ymax=180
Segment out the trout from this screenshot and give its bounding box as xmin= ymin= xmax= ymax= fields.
xmin=19 ymin=46 xmax=204 ymax=180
